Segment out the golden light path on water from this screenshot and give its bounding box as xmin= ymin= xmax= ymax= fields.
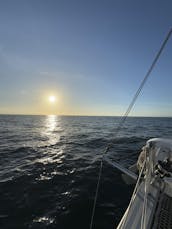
xmin=35 ymin=115 xmax=65 ymax=180
xmin=32 ymin=115 xmax=67 ymax=225
xmin=44 ymin=115 xmax=62 ymax=145
xmin=46 ymin=115 xmax=57 ymax=132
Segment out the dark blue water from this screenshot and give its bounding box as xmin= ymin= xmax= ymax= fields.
xmin=0 ymin=115 xmax=172 ymax=229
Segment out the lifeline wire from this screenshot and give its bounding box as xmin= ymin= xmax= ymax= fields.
xmin=89 ymin=28 xmax=172 ymax=229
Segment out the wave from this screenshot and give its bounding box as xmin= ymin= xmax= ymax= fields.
xmin=1 ymin=116 xmax=172 ymax=229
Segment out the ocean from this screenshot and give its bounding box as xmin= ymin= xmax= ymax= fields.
xmin=0 ymin=115 xmax=172 ymax=229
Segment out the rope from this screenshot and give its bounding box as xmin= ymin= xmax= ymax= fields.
xmin=141 ymin=154 xmax=149 ymax=229
xmin=89 ymin=160 xmax=103 ymax=229
xmin=89 ymin=28 xmax=172 ymax=229
xmin=120 ymin=159 xmax=146 ymax=228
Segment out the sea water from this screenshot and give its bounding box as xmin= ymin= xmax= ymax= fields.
xmin=0 ymin=115 xmax=172 ymax=229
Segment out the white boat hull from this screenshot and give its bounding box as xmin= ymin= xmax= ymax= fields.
xmin=116 ymin=138 xmax=172 ymax=229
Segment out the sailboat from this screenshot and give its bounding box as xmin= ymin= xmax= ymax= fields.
xmin=109 ymin=138 xmax=172 ymax=229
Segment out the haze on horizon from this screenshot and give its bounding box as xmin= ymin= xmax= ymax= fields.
xmin=1 ymin=0 xmax=172 ymax=117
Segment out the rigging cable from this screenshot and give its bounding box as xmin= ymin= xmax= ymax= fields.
xmin=89 ymin=28 xmax=172 ymax=229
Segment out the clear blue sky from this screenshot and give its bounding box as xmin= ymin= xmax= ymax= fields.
xmin=0 ymin=0 xmax=172 ymax=116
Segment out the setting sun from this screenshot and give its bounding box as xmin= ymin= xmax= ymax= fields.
xmin=49 ymin=96 xmax=56 ymax=103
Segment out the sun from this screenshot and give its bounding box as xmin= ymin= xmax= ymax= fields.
xmin=49 ymin=95 xmax=56 ymax=103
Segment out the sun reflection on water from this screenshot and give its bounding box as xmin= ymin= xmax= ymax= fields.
xmin=37 ymin=149 xmax=64 ymax=165
xmin=43 ymin=115 xmax=62 ymax=145
xmin=46 ymin=115 xmax=57 ymax=132
xmin=33 ymin=216 xmax=54 ymax=224
xmin=35 ymin=116 xmax=65 ymax=180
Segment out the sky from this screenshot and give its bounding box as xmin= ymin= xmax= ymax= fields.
xmin=0 ymin=0 xmax=172 ymax=116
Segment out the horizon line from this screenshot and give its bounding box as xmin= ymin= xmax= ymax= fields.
xmin=0 ymin=113 xmax=172 ymax=118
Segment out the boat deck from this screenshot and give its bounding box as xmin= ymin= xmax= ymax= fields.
xmin=152 ymin=194 xmax=172 ymax=229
